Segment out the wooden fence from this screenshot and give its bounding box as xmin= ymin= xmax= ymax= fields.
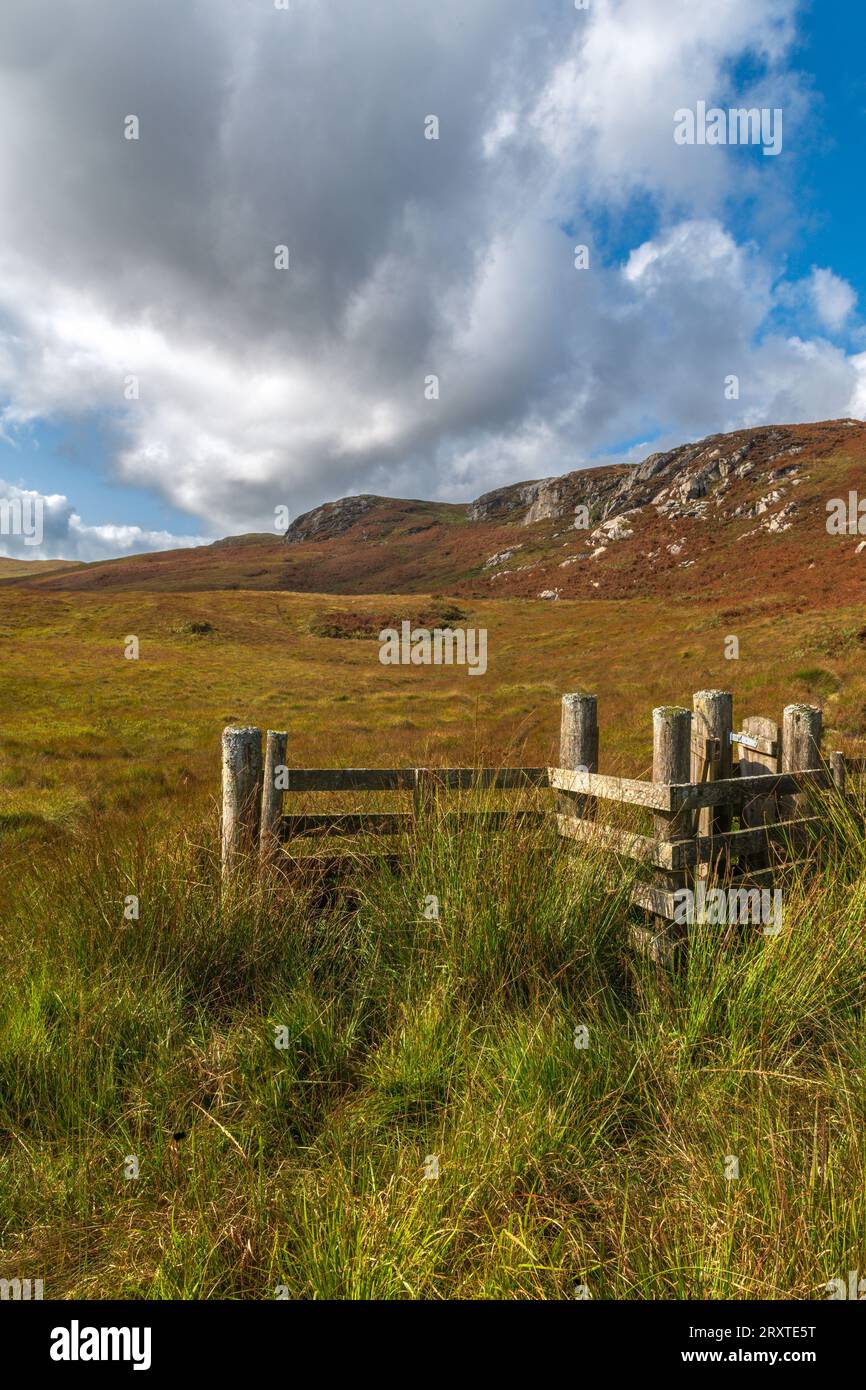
xmin=221 ymin=690 xmax=858 ymax=929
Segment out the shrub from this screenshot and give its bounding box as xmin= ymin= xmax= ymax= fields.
xmin=309 ymin=601 xmax=469 ymax=640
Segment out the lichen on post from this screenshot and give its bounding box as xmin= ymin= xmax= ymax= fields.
xmin=221 ymin=726 xmax=263 ymax=880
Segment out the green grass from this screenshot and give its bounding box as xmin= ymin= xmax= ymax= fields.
xmin=1 ymin=583 xmax=865 ymax=1297
xmin=3 ymin=586 xmax=866 ymax=852
xmin=1 ymin=782 xmax=864 ymax=1299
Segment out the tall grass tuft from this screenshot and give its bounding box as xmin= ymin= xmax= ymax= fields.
xmin=0 ymin=783 xmax=864 ymax=1299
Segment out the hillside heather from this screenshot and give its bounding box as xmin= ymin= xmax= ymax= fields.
xmin=4 ymin=418 xmax=866 ymax=604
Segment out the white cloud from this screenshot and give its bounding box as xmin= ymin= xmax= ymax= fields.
xmin=0 ymin=478 xmax=207 ymax=562
xmin=527 ymin=0 xmax=802 ymax=208
xmin=0 ymin=0 xmax=861 ymax=557
xmin=808 ymin=267 xmax=857 ymax=332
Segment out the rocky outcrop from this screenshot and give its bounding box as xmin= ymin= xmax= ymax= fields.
xmin=284 ymin=422 xmax=847 ymax=550
xmin=590 ymin=511 xmax=639 ymax=543
xmin=483 ymin=545 xmax=523 ymax=569
xmin=524 ymin=481 xmax=566 ymax=525
xmin=285 ymin=494 xmax=381 ymax=544
xmin=468 ymin=479 xmax=554 ymax=523
xmin=464 ymin=428 xmax=810 ymax=534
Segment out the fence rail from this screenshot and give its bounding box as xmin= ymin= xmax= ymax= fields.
xmin=279 ymin=809 xmax=544 ymax=840
xmin=280 ymin=767 xmax=549 ymax=793
xmin=221 ymin=689 xmax=860 ymax=936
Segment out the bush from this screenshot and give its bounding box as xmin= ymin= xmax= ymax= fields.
xmin=309 ymin=601 xmax=469 ymax=640
xmin=172 ymin=620 xmax=215 ymax=637
xmin=794 ymin=666 xmax=841 ymax=696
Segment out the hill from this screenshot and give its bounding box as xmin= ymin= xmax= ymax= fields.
xmin=4 ymin=418 xmax=866 ymax=605
xmin=0 ymin=557 xmax=81 ymax=579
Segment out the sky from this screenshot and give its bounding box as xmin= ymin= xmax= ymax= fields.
xmin=1 ymin=0 xmax=865 ymax=561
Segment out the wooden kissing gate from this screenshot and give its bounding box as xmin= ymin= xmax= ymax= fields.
xmin=221 ymin=690 xmax=857 ymax=938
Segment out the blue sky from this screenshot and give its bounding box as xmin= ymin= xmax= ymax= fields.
xmin=597 ymin=6 xmax=866 ymax=299
xmin=0 ymin=418 xmax=197 ymax=535
xmin=792 ymin=1 xmax=866 ymax=297
xmin=1 ymin=0 xmax=865 ymax=560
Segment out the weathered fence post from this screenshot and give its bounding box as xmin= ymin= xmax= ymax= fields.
xmin=221 ymin=727 xmax=263 ymax=881
xmin=644 ymin=705 xmax=692 ymax=957
xmin=739 ymin=715 xmax=781 ymax=874
xmin=559 ymin=692 xmax=598 ymax=820
xmin=831 ymin=750 xmax=847 ymax=793
xmin=653 ymin=706 xmax=692 ymax=837
xmin=782 ymin=703 xmax=823 ymax=820
xmin=691 ymin=690 xmax=733 ymax=876
xmin=260 ymin=730 xmax=288 ymax=870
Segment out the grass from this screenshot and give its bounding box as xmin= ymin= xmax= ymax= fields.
xmin=0 ymin=775 xmax=864 ymax=1300
xmin=1 ymin=582 xmax=865 ymax=1298
xmin=3 ymin=585 xmax=866 ymax=853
